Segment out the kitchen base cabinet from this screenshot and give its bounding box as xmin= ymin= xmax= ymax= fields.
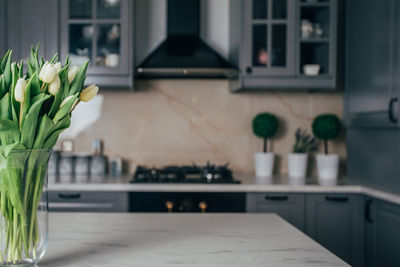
xmin=366 ymin=199 xmax=400 ymax=267
xmin=49 ymin=191 xmax=129 ymax=212
xmin=246 ymin=193 xmax=305 ymax=232
xmin=306 ymin=194 xmax=364 ymax=267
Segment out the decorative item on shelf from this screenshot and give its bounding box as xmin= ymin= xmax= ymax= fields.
xmin=301 ymin=19 xmax=314 ymax=39
xmin=252 ymin=113 xmax=278 ymax=178
xmin=92 ymin=139 xmax=104 ymax=155
xmin=312 ymin=114 xmax=342 ymax=186
xmin=0 ymin=45 xmax=98 ymax=266
xmin=303 ymin=64 xmax=320 ymax=76
xmin=313 ymin=23 xmax=324 ymax=38
xmin=58 ymin=153 xmax=75 ymax=183
xmin=74 ymin=153 xmax=91 ymax=182
xmin=61 ymin=139 xmax=74 ymax=152
xmin=109 ymin=156 xmax=123 ymax=177
xmin=90 ymin=155 xmax=107 ymax=181
xmin=288 ymin=128 xmax=317 ymax=182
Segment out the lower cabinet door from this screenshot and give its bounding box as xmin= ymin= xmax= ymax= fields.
xmin=306 ymin=194 xmax=364 ymax=267
xmin=49 ymin=191 xmax=129 ymax=212
xmin=246 ymin=193 xmax=305 ymax=232
xmin=366 ymin=199 xmax=400 ymax=267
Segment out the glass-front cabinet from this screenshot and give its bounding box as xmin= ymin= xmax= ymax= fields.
xmin=230 ymin=0 xmax=340 ymax=91
xmin=245 ymin=0 xmax=295 ymax=76
xmin=60 ymin=0 xmax=133 ymax=88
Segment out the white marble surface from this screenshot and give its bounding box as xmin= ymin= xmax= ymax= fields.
xmin=41 ymin=213 xmax=348 ymax=267
xmin=48 ymin=175 xmax=400 ymax=206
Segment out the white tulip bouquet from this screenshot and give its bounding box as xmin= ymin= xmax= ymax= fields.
xmin=0 ymin=45 xmax=98 ymax=264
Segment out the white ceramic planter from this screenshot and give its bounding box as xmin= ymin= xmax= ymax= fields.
xmin=287 ymin=153 xmax=308 ymax=179
xmin=254 ymin=152 xmax=274 ymax=177
xmin=316 ymin=154 xmax=339 ymax=186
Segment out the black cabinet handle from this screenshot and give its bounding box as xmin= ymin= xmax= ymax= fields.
xmin=365 ymin=199 xmax=373 ymax=223
xmin=265 ymin=195 xmax=289 ymax=201
xmin=246 ymin=66 xmax=252 ymax=74
xmin=325 ymin=196 xmax=349 ymax=202
xmin=389 ymin=97 xmax=398 ymax=123
xmin=58 ymin=193 xmax=81 ymax=200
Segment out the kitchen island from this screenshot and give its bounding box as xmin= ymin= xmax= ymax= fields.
xmin=41 ymin=213 xmax=348 ymax=266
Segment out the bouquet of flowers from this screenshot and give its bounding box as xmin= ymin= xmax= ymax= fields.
xmin=0 ymin=45 xmax=98 ymax=264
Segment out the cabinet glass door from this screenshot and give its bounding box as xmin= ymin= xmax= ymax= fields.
xmin=246 ymin=0 xmax=294 ymax=76
xmin=62 ymin=0 xmax=128 ymax=75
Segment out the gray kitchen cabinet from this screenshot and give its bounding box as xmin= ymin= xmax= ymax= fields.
xmin=3 ymin=0 xmax=59 ymax=61
xmin=49 ymin=191 xmax=129 ymax=212
xmin=0 ymin=0 xmax=5 ymax=56
xmin=365 ymin=198 xmax=400 ymax=267
xmin=344 ymin=0 xmax=400 ymax=128
xmin=229 ymin=0 xmax=341 ymax=91
xmin=306 ymin=194 xmax=364 ymax=267
xmin=246 ymin=193 xmax=306 ymax=231
xmin=60 ymin=0 xmax=134 ymax=88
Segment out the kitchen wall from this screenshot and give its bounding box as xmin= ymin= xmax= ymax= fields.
xmin=59 ymin=0 xmax=345 ymax=176
xmin=61 ymin=82 xmax=345 ymax=176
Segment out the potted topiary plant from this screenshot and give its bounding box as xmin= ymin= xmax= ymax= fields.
xmin=312 ymin=114 xmax=342 ymax=186
xmin=252 ymin=112 xmax=278 ymax=177
xmin=288 ymin=128 xmax=317 ymax=181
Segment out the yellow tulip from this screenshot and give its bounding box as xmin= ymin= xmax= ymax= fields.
xmin=80 ymin=84 xmax=99 ymax=102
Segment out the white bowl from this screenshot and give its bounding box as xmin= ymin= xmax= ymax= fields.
xmin=303 ymin=64 xmax=320 ymax=76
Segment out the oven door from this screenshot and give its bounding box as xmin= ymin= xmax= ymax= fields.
xmin=129 ymin=192 xmax=246 ymax=212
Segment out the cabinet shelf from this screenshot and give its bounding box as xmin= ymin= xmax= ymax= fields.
xmin=300 ymin=2 xmax=331 ymax=7
xmin=300 ymin=38 xmax=330 ymax=43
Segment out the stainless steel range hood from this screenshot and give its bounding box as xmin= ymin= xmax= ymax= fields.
xmin=136 ymin=0 xmax=238 ymax=79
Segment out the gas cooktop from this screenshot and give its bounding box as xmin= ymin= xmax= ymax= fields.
xmin=131 ymin=163 xmax=240 ymax=184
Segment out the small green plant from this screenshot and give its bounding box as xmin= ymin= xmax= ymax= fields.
xmin=312 ymin=114 xmax=341 ymax=154
xmin=292 ymin=128 xmax=317 ymax=153
xmin=252 ymin=112 xmax=278 ymax=153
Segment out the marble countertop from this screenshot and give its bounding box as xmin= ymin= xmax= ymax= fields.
xmin=41 ymin=213 xmax=348 ymax=267
xmin=48 ymin=175 xmax=400 ymax=206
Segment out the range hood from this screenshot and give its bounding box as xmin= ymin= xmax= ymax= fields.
xmin=136 ymin=0 xmax=238 ymax=78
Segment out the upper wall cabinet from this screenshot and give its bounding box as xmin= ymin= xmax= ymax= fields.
xmin=0 ymin=1 xmax=6 ymax=56
xmin=344 ymin=0 xmax=400 ymax=128
xmin=3 ymin=0 xmax=59 ymax=60
xmin=60 ymin=0 xmax=134 ymax=88
xmin=229 ymin=0 xmax=341 ymax=91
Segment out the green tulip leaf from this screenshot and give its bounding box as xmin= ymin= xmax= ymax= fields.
xmin=0 ymin=119 xmax=20 ymax=145
xmin=32 ymin=115 xmax=54 ymax=149
xmin=21 ymin=94 xmax=50 ymax=148
xmin=0 ymin=92 xmax=11 ymax=121
xmin=69 ymin=61 xmax=88 ymax=95
xmin=53 ymin=93 xmax=78 ymax=123
xmin=44 ymin=115 xmax=71 ymax=149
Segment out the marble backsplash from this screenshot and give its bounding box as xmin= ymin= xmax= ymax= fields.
xmin=60 ymin=80 xmax=345 ymax=176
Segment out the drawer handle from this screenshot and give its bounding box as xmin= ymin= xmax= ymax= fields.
xmin=325 ymin=196 xmax=349 ymax=202
xmin=58 ymin=193 xmax=81 ymax=200
xmin=265 ymin=195 xmax=288 ymax=201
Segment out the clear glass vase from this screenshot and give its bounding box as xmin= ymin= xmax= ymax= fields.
xmin=0 ymin=150 xmax=51 ymax=266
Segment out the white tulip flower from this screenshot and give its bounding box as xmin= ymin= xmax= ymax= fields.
xmin=48 ymin=75 xmax=61 ymax=96
xmin=60 ymin=95 xmax=74 ymax=108
xmin=38 ymin=62 xmax=58 ymax=83
xmin=80 ymin=84 xmax=98 ymax=102
xmin=15 ymin=78 xmax=27 ymax=103
xmin=54 ymin=62 xmax=62 ymax=72
xmin=68 ymin=65 xmax=79 ymax=83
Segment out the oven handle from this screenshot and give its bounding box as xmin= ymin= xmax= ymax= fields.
xmin=265 ymin=195 xmax=289 ymax=201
